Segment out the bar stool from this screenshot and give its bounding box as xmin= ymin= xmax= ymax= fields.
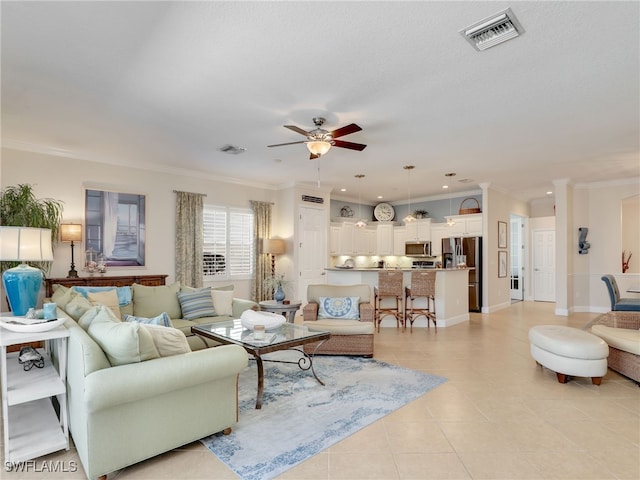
xmin=404 ymin=270 xmax=437 ymax=333
xmin=374 ymin=270 xmax=404 ymax=332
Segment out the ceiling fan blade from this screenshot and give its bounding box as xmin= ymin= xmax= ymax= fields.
xmin=330 ymin=123 xmax=362 ymax=138
xmin=284 ymin=125 xmax=310 ymax=136
xmin=333 ymin=139 xmax=367 ymax=151
xmin=267 ymin=141 xmax=306 ymax=148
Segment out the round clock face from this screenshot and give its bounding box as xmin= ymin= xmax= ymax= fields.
xmin=374 ymin=203 xmax=395 ymax=221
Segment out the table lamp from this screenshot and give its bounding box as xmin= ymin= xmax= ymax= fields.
xmin=60 ymin=223 xmax=82 ymax=278
xmin=0 ymin=226 xmax=54 ymax=316
xmin=263 ymin=238 xmax=285 ymax=278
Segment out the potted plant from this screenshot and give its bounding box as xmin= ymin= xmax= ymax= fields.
xmin=413 ymin=209 xmax=428 ymax=219
xmin=263 ymin=273 xmax=291 ymax=303
xmin=0 ymin=184 xmax=64 ymax=274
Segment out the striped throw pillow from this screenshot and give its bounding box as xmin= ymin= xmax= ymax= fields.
xmin=177 ymin=288 xmax=216 ymax=320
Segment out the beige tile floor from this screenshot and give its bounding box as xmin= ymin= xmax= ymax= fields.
xmin=2 ymin=301 xmax=639 ymax=479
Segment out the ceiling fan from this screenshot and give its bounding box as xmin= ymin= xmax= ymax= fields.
xmin=268 ymin=117 xmax=367 ymax=159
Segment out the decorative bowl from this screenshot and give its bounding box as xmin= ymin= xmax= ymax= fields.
xmin=0 ymin=317 xmax=65 ymax=333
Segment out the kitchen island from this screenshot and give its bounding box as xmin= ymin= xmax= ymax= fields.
xmin=326 ymin=268 xmax=470 ymax=328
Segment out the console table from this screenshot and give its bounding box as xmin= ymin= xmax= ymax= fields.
xmin=45 ymin=274 xmax=168 ymax=297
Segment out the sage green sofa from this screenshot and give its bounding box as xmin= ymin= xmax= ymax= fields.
xmin=51 ymin=304 xmax=248 ymax=480
xmin=50 ymin=281 xmax=258 ymax=350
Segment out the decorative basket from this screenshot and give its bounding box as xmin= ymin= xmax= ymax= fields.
xmin=458 ymin=197 xmax=481 ymax=215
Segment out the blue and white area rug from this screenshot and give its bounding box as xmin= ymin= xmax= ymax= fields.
xmin=200 ymin=351 xmax=447 ymax=480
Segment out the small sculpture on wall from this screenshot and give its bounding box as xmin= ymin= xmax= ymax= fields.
xmin=578 ymin=227 xmax=590 ymax=255
xmin=622 ymin=250 xmax=632 ymax=273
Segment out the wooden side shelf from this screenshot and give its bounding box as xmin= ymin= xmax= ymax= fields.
xmin=45 ymin=274 xmax=168 ymax=297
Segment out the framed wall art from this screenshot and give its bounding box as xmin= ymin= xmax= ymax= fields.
xmin=498 ymin=221 xmax=508 ymax=249
xmin=498 ymin=250 xmax=507 ymax=278
xmin=84 ymin=188 xmax=146 ymax=267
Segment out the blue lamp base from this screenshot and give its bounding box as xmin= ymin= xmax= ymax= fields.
xmin=2 ymin=263 xmax=44 ymax=316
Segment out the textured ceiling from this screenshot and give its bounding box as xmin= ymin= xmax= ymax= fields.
xmin=2 ymin=1 xmax=639 ymax=204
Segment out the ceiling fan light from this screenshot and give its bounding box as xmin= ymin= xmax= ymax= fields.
xmin=306 ymin=141 xmax=332 ymax=156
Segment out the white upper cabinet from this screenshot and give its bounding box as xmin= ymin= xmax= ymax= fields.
xmin=404 ymin=218 xmax=431 ymax=241
xmin=442 ymin=214 xmax=483 ymax=237
xmin=376 ymin=223 xmax=394 ymax=256
xmin=393 ymin=226 xmax=405 ymax=256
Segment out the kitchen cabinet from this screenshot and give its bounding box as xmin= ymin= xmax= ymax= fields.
xmin=443 ymin=214 xmax=483 ymax=237
xmin=329 ymin=224 xmax=341 ymax=255
xmin=355 ymin=227 xmax=376 ymax=255
xmin=376 ymin=223 xmax=394 ymax=256
xmin=339 ymin=222 xmax=356 ymax=255
xmin=430 ymin=223 xmax=451 ymax=256
xmin=404 ymin=219 xmax=431 ymax=241
xmin=393 ymin=227 xmax=406 ymax=256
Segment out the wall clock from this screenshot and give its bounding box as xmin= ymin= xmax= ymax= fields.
xmin=374 ymin=203 xmax=395 ymax=221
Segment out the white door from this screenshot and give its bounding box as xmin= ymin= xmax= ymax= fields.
xmin=533 ymin=229 xmax=555 ymax=302
xmin=299 ymin=205 xmax=327 ymax=303
xmin=510 ymin=216 xmax=524 ymax=300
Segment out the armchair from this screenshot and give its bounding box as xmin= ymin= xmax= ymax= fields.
xmin=302 ymin=284 xmax=375 ymax=357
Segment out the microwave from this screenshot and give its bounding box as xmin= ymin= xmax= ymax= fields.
xmin=405 ymin=241 xmax=432 ymax=257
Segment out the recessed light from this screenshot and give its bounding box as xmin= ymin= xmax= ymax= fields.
xmin=442 ymin=185 xmax=449 ymax=189
xmin=377 ymin=195 xmax=383 ymax=199
xmin=546 ymin=191 xmax=553 ymax=195
xmin=340 ymin=188 xmax=347 ymax=192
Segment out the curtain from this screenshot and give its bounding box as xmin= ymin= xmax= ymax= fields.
xmin=102 ymin=191 xmax=119 ymax=258
xmin=250 ymin=200 xmax=272 ymax=302
xmin=175 ymin=191 xmax=204 ymax=288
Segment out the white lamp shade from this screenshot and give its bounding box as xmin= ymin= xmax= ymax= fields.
xmin=60 ymin=223 xmax=82 ymax=242
xmin=0 ymin=226 xmax=54 ymax=262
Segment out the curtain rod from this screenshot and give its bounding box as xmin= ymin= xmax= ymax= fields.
xmin=250 ymin=200 xmax=275 ymax=205
xmin=173 ymin=190 xmax=207 ymax=197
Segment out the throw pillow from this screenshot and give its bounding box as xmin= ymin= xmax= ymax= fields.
xmin=78 ymin=305 xmax=119 ymax=330
xmin=141 ymin=324 xmax=191 ymax=357
xmin=211 ymin=289 xmax=233 ymax=317
xmin=73 ymin=286 xmax=132 ymax=306
xmin=132 ymin=282 xmax=182 ymax=319
xmin=318 ymin=296 xmax=360 ymax=320
xmin=87 ymin=290 xmax=122 ymax=319
xmin=87 ymin=306 xmax=159 ymax=366
xmin=124 ymin=312 xmax=172 ymax=327
xmin=51 ymin=285 xmax=76 ymax=310
xmin=64 ymin=292 xmax=95 ymax=320
xmin=177 ymin=288 xmax=216 ymax=320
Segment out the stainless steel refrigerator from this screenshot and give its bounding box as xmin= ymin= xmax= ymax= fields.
xmin=442 ymin=236 xmax=482 ymax=312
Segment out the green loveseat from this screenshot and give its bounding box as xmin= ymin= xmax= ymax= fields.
xmin=51 ymin=304 xmax=248 ymax=480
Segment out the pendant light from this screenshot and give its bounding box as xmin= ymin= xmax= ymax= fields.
xmin=403 ymin=165 xmax=416 ymax=223
xmin=354 ymin=174 xmax=366 ymax=228
xmin=444 ymin=173 xmax=457 ymax=226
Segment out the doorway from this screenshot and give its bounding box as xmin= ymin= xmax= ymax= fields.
xmin=298 ymin=205 xmax=328 ymax=303
xmin=510 ymin=215 xmax=525 ymax=301
xmin=532 ymin=228 xmax=556 ymax=302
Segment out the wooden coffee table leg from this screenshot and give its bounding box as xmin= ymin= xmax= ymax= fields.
xmin=255 ymin=354 xmax=264 ymax=409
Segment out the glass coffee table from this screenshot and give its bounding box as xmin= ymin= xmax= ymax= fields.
xmin=192 ymin=320 xmax=331 ymax=409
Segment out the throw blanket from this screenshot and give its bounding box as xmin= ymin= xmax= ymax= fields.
xmin=240 ymin=309 xmax=285 ymax=329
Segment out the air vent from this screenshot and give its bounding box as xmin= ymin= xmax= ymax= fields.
xmin=461 ymin=8 xmax=524 ymax=51
xmin=219 ymin=144 xmax=246 ymax=155
xmin=301 ymin=195 xmax=324 ymax=204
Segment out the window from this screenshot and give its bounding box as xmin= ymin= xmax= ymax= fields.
xmin=203 ymin=205 xmax=254 ymax=279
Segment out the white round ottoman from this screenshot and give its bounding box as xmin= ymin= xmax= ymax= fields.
xmin=529 ymin=325 xmax=609 ymax=385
